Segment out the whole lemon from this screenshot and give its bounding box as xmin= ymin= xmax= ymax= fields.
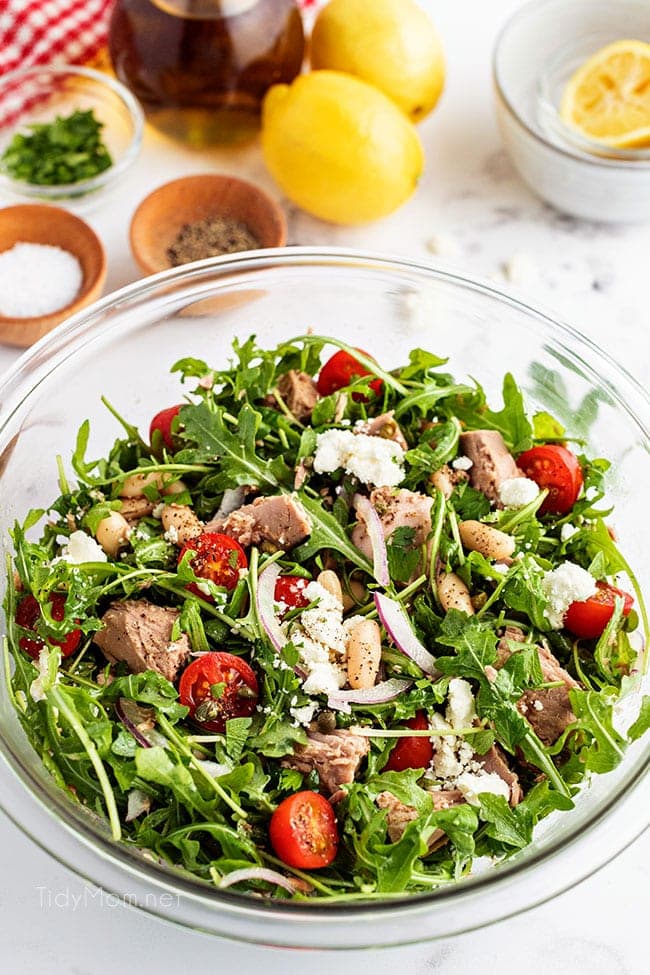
xmin=311 ymin=0 xmax=445 ymax=122
xmin=261 ymin=70 xmax=424 ymax=225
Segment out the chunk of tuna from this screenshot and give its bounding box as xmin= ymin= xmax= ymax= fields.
xmin=376 ymin=789 xmax=464 ymax=847
xmin=281 ymin=728 xmax=369 ymax=796
xmin=276 ymin=370 xmax=319 ymax=422
xmin=352 ymin=487 xmax=433 ymax=560
xmin=205 ymin=494 xmax=311 ymax=550
xmin=477 ymin=744 xmax=523 ymax=805
xmin=459 ymin=429 xmax=522 ymax=505
xmin=93 ymin=600 xmax=191 ymax=682
xmin=496 ymin=630 xmax=579 ymax=745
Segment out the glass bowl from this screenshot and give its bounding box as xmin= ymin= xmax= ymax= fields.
xmin=0 ymin=65 xmax=144 ymax=213
xmin=0 ymin=249 xmax=648 ymax=949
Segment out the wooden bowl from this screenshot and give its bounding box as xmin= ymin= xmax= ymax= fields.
xmin=0 ymin=204 xmax=106 ymax=348
xmin=129 ymin=174 xmax=287 ymax=276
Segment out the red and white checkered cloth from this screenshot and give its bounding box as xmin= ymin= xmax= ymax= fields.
xmin=0 ymin=1 xmax=113 ymax=77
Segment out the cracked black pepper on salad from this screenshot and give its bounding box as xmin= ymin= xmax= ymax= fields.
xmin=4 ymin=335 xmax=649 ymax=900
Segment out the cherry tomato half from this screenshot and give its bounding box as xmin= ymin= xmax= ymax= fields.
xmin=178 ymin=532 xmax=247 ymax=599
xmin=269 ymin=791 xmax=339 ymax=870
xmin=383 ymin=711 xmax=433 ymax=772
xmin=564 ymin=581 xmax=634 ymax=640
xmin=15 ymin=593 xmax=82 ymax=660
xmin=274 ymin=575 xmax=310 ymax=616
xmin=150 ymin=405 xmax=183 ymax=452
xmin=316 ymin=349 xmax=383 ymax=400
xmin=517 ymin=444 xmax=583 ymax=515
xmin=178 ymin=651 xmax=259 ymax=733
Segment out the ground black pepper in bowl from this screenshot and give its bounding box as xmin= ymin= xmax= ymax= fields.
xmin=166 ymin=217 xmax=261 ymax=266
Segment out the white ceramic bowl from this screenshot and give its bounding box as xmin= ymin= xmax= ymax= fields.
xmin=494 ymin=0 xmax=650 ymax=222
xmin=0 ymin=250 xmax=648 ymax=948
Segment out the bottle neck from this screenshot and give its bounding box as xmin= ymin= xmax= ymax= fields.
xmin=151 ymin=0 xmax=262 ymax=19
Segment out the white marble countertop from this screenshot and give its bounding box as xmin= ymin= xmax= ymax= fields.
xmin=0 ymin=1 xmax=648 ymax=971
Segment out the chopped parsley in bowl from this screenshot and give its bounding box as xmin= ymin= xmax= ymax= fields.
xmin=4 ymin=333 xmax=648 ymax=904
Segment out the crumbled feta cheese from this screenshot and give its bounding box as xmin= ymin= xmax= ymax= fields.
xmin=541 ymin=562 xmax=597 ymax=629
xmin=446 ymin=678 xmax=476 ymax=730
xmin=152 ymin=502 xmax=165 ymax=519
xmin=560 ymin=523 xmax=578 ymax=542
xmin=29 ymin=648 xmax=58 ymax=702
xmin=163 ymin=525 xmax=179 ymax=543
xmin=60 ymin=530 xmax=107 ymax=564
xmin=492 ymin=563 xmax=509 ymax=575
xmin=282 ymin=580 xmax=351 ymax=697
xmin=451 ymin=455 xmax=473 ymax=472
xmin=455 ymin=770 xmax=511 ymax=806
xmin=499 ymin=477 xmax=539 ymax=508
xmin=196 ymin=581 xmax=213 ymax=597
xmin=313 ymin=429 xmax=405 ymax=487
xmin=533 ymin=699 xmax=544 ymax=712
xmin=290 ymin=702 xmax=318 ymax=727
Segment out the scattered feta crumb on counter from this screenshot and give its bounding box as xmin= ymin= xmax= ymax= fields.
xmin=452 ymin=455 xmax=473 ymax=471
xmin=0 ymin=242 xmax=82 ymax=317
xmin=541 ymin=561 xmax=598 ymax=629
xmin=502 ymin=251 xmax=538 ymax=286
xmin=499 ymin=476 xmax=539 ymax=508
xmin=426 ymin=233 xmax=460 ymax=258
xmin=313 ymin=429 xmax=405 ymax=486
xmin=60 ymin=530 xmax=107 ymax=564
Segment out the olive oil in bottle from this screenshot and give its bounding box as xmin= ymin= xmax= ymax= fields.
xmin=109 ymin=0 xmax=305 ymax=146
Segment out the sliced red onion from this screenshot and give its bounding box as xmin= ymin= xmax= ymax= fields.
xmin=354 ymin=494 xmax=389 ymax=587
xmin=115 ymin=698 xmax=155 ymax=749
xmin=218 ymin=867 xmax=301 ymax=894
xmin=255 ymin=563 xmax=286 ymax=652
xmin=374 ymin=592 xmax=438 ymax=676
xmin=214 ymin=486 xmax=246 ymax=520
xmin=328 ymin=677 xmax=412 ymax=708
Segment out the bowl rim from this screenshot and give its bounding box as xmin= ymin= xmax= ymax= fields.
xmin=492 ymin=0 xmax=650 ymax=172
xmin=0 ymin=63 xmax=145 ymax=197
xmin=0 ymin=247 xmax=648 ymax=945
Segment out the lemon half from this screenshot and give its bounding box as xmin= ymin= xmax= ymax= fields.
xmin=560 ymin=39 xmax=650 ymax=148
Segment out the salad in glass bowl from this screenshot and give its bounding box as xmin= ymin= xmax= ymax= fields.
xmin=4 ymin=333 xmax=648 ymax=902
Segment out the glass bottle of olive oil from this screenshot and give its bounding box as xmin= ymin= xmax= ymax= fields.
xmin=108 ymin=0 xmax=305 ymax=146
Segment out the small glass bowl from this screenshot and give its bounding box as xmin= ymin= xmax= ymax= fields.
xmin=0 ymin=65 xmax=144 ymax=213
xmin=537 ymin=33 xmax=650 ymax=162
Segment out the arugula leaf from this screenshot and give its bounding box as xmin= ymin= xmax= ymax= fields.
xmin=628 ymin=695 xmax=650 ymax=742
xmin=386 ymin=526 xmax=421 ymax=585
xmin=225 ymin=717 xmax=252 ymax=762
xmin=294 ymin=492 xmax=372 ymax=573
xmin=451 ymin=373 xmax=533 ymax=453
xmin=178 ymin=402 xmax=291 ymax=489
xmin=568 ymin=688 xmax=626 ymax=774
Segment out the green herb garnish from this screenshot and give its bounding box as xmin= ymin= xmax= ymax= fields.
xmin=1 ymin=109 xmax=112 ymax=186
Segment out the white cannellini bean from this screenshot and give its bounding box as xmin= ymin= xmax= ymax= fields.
xmin=162 ymin=478 xmax=187 ymax=497
xmin=316 ymin=569 xmax=343 ymax=607
xmin=459 ymin=520 xmax=516 ymax=561
xmin=119 ymin=472 xmax=186 ymax=498
xmin=437 ymin=570 xmax=475 ymax=615
xmin=346 ymin=619 xmax=382 ymax=690
xmin=95 ymin=512 xmax=130 ymax=557
xmin=161 ymin=504 xmax=203 ymax=545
